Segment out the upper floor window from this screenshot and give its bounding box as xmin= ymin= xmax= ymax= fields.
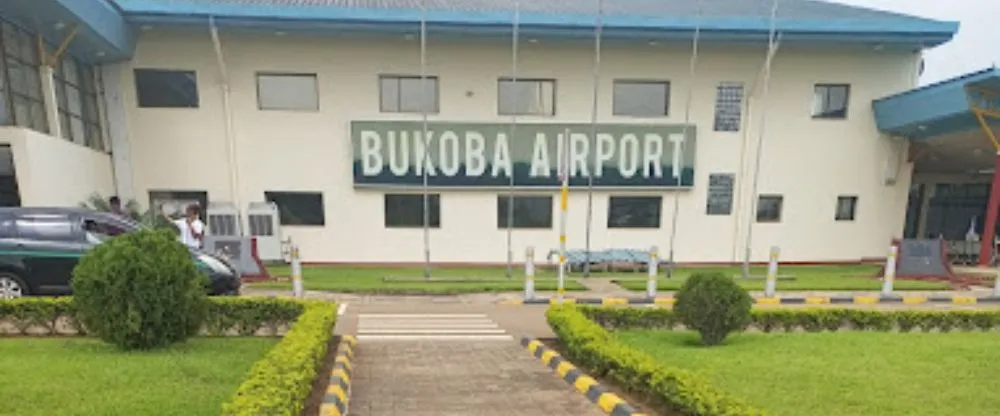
xmin=812 ymin=84 xmax=849 ymax=119
xmin=54 ymin=55 xmax=104 ymax=150
xmin=379 ymin=75 xmax=438 ymax=113
xmin=612 ymin=80 xmax=669 ymax=117
xmin=0 ymin=21 xmax=48 ymax=133
xmin=835 ymin=195 xmax=858 ymax=221
xmin=714 ymin=82 xmax=744 ymax=132
xmin=498 ymin=78 xmax=555 ymax=116
xmin=134 ymin=69 xmax=199 ymax=108
xmin=257 ymin=73 xmax=319 ymax=111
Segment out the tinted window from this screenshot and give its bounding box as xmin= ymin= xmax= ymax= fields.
xmin=379 ymin=75 xmax=438 ymax=113
xmin=134 ymin=69 xmax=199 ymax=108
xmin=812 ymin=84 xmax=850 ymax=119
xmin=498 ymin=78 xmax=555 ymax=116
xmin=497 ymin=195 xmax=552 ymax=229
xmin=836 ymin=196 xmax=858 ymax=221
xmin=757 ymin=195 xmax=784 ymax=223
xmin=264 ymin=191 xmax=325 ymax=226
xmin=607 ymin=196 xmax=662 ymax=229
xmin=385 ymin=194 xmax=440 ymax=228
xmin=16 ymin=215 xmax=75 ymax=241
xmin=612 ymin=80 xmax=669 ymax=117
xmin=257 ymin=73 xmax=319 ymax=111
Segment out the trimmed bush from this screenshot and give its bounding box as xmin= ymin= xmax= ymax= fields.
xmin=674 ymin=272 xmax=753 ymax=346
xmin=71 ymin=229 xmax=208 ymax=350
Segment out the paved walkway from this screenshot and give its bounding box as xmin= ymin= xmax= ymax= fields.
xmin=345 ymin=306 xmax=602 ymax=416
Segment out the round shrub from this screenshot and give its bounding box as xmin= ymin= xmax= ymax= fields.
xmin=72 ymin=228 xmax=208 ymax=350
xmin=674 ymin=272 xmax=753 ymax=346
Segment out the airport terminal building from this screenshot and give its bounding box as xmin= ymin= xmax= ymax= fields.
xmin=0 ymin=0 xmax=996 ymax=265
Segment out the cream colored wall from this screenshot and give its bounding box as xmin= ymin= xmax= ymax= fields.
xmin=0 ymin=126 xmax=114 ymax=206
xmin=120 ymin=30 xmax=920 ymax=263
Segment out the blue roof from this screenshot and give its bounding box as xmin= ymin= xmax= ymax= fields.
xmin=0 ymin=0 xmax=960 ymax=63
xmin=873 ymin=68 xmax=1000 ymax=140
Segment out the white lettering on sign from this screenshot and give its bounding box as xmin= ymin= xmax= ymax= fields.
xmin=355 ymin=127 xmax=690 ymax=182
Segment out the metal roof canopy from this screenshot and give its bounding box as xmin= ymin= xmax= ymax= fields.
xmin=874 ymin=68 xmax=1000 ymax=141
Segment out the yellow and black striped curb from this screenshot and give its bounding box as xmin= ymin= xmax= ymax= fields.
xmin=319 ymin=335 xmax=356 ymax=416
xmin=502 ymin=295 xmax=1000 ymax=306
xmin=521 ymin=337 xmax=647 ymax=416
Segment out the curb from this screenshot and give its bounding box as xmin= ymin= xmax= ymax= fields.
xmin=319 ymin=335 xmax=356 ymax=416
xmin=520 ymin=336 xmax=646 ymax=416
xmin=502 ymin=295 xmax=1000 ymax=306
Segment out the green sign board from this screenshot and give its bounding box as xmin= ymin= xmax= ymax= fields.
xmin=351 ymin=121 xmax=696 ymax=188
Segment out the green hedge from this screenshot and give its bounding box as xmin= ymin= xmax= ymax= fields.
xmin=0 ymin=297 xmax=305 ymax=336
xmin=581 ymin=307 xmax=1000 ymax=333
xmin=221 ymin=300 xmax=337 ymax=415
xmin=547 ymin=305 xmax=767 ymax=416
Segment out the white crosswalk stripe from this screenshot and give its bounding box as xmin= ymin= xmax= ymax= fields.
xmin=356 ymin=313 xmax=513 ymax=341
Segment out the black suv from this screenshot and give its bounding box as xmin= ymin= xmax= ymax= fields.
xmin=0 ymin=207 xmax=241 ymax=299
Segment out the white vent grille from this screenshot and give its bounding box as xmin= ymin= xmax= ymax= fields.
xmin=206 ymin=202 xmax=243 ymax=236
xmin=247 ymin=202 xmax=282 ymax=261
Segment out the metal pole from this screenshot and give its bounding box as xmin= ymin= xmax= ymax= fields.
xmin=419 ymin=0 xmax=431 ymax=280
xmin=583 ymin=0 xmax=604 ymax=278
xmin=881 ymin=245 xmax=898 ymax=297
xmin=557 ymin=128 xmax=571 ymax=303
xmin=505 ymin=1 xmax=520 ymax=279
xmin=646 ymin=246 xmax=658 ymax=298
xmin=742 ymin=0 xmax=781 ymax=279
xmin=525 ymin=246 xmax=535 ymax=300
xmin=291 ymin=245 xmax=303 ymax=298
xmin=764 ymin=246 xmax=779 ymax=297
xmin=666 ymin=0 xmax=702 ymax=278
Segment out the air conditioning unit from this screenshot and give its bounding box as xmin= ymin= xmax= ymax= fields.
xmin=206 ymin=202 xmax=242 ymax=237
xmin=247 ymin=201 xmax=282 ymax=261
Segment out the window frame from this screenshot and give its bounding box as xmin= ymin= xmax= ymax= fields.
xmin=611 ymin=79 xmax=670 ymax=118
xmin=53 ymin=54 xmax=104 ymax=150
xmin=133 ymin=68 xmax=200 ymax=109
xmin=0 ymin=20 xmax=49 ymax=133
xmin=255 ymin=72 xmax=320 ymax=112
xmin=713 ymin=81 xmax=744 ymax=132
xmin=496 ymin=195 xmax=553 ymax=229
xmin=497 ymin=77 xmax=557 ymax=116
xmin=378 ymin=74 xmax=440 ymax=114
xmin=756 ymin=194 xmax=784 ymax=223
xmin=263 ymin=191 xmax=326 ymax=226
xmin=606 ymin=196 xmax=663 ymax=229
xmin=812 ymin=83 xmax=850 ymax=119
xmin=835 ymin=195 xmax=858 ymax=222
xmin=384 ymin=193 xmax=441 ymax=229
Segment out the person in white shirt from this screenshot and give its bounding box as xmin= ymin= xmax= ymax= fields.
xmin=163 ymin=204 xmax=205 ymax=249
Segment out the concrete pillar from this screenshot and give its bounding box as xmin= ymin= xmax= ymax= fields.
xmin=101 ymin=63 xmax=135 ymax=202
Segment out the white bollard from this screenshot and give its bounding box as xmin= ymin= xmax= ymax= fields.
xmin=525 ymin=246 xmax=536 ymax=300
xmin=764 ymin=246 xmax=780 ymax=297
xmin=291 ymin=245 xmax=303 ymax=298
xmin=993 ymin=268 xmax=1000 ymax=298
xmin=647 ymin=246 xmax=659 ymax=298
xmin=881 ymin=245 xmax=898 ymax=297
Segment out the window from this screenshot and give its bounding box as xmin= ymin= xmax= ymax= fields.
xmin=134 ymin=69 xmax=199 ymax=108
xmin=16 ymin=215 xmax=74 ymax=241
xmin=836 ymin=195 xmax=858 ymax=221
xmin=256 ymin=73 xmax=319 ymax=111
xmin=379 ymin=75 xmax=438 ymax=113
xmin=612 ymin=80 xmax=669 ymax=117
xmin=148 ymin=190 xmax=208 ymax=218
xmin=607 ymin=196 xmax=661 ymax=229
xmin=714 ymin=82 xmax=744 ymax=132
xmin=0 ymin=145 xmax=19 ymax=207
xmin=498 ymin=78 xmax=555 ymax=116
xmin=54 ymin=55 xmax=104 ymax=150
xmin=497 ymin=195 xmax=552 ymax=229
xmin=385 ymin=194 xmax=440 ymax=228
xmin=264 ymin=191 xmax=325 ymax=226
xmin=0 ymin=21 xmax=48 ymax=133
xmin=756 ymin=195 xmax=783 ymax=223
xmin=705 ymin=173 xmax=735 ymax=215
xmin=812 ymin=84 xmax=849 ymax=119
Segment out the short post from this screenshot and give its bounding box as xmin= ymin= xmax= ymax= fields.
xmin=993 ymin=268 xmax=1000 ymax=298
xmin=764 ymin=246 xmax=779 ymax=297
xmin=881 ymin=245 xmax=898 ymax=297
xmin=646 ymin=246 xmax=659 ymax=298
xmin=291 ymin=245 xmax=303 ymax=298
xmin=525 ymin=246 xmax=536 ymax=300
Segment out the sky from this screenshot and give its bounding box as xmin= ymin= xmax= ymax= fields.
xmin=830 ymin=0 xmax=999 ymax=85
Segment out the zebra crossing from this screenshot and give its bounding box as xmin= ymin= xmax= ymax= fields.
xmin=356 ymin=313 xmax=513 ymax=341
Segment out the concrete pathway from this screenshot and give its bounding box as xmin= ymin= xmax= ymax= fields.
xmin=342 ymin=304 xmax=602 ymax=416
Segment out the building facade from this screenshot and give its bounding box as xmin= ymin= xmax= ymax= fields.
xmin=0 ymin=0 xmax=971 ymax=264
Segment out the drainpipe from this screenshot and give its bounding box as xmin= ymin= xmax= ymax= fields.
xmin=209 ymin=16 xmax=242 ymax=226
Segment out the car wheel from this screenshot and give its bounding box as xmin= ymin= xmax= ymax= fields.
xmin=0 ymin=273 xmax=27 ymax=299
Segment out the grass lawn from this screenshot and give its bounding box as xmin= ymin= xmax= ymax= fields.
xmin=249 ymin=265 xmax=588 ymax=294
xmin=612 ymin=265 xmax=950 ymax=291
xmin=0 ymin=337 xmax=277 ymax=416
xmin=618 ymin=330 xmax=1000 ymax=415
